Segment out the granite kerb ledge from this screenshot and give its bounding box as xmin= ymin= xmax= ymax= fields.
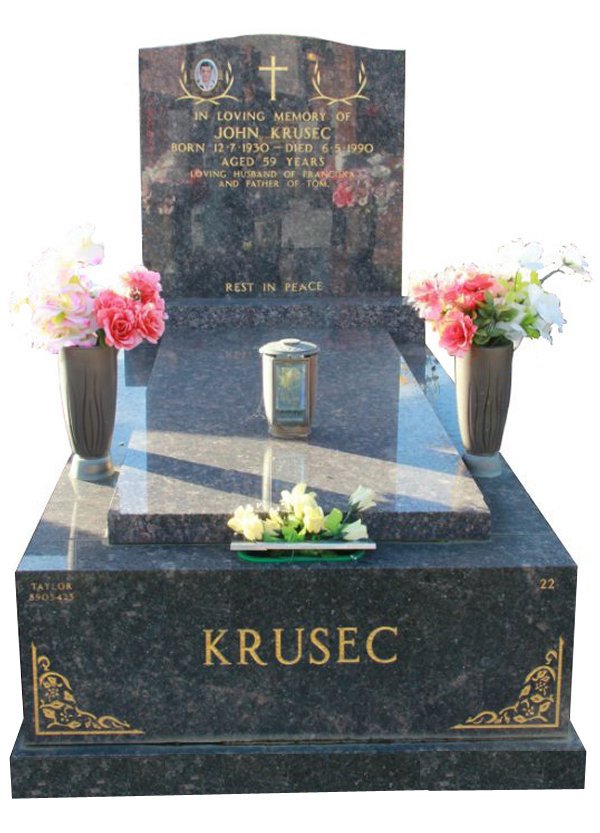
xmin=165 ymin=295 xmax=424 ymax=341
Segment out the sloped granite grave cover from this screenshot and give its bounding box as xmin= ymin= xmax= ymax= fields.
xmin=140 ymin=35 xmax=404 ymax=297
xmin=107 ymin=326 xmax=490 ymax=545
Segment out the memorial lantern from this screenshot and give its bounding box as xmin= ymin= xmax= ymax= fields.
xmin=259 ymin=337 xmax=319 ymax=438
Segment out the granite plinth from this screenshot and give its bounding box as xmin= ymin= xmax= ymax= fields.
xmin=17 ymin=543 xmax=576 ymax=745
xmin=165 ymin=295 xmax=424 ymax=342
xmin=108 ymin=326 xmax=490 ymax=544
xmin=11 ymin=724 xmax=586 ymax=797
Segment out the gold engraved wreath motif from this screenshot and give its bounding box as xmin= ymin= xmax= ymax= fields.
xmin=32 ymin=643 xmax=143 ymax=736
xmin=310 ymin=60 xmax=369 ymax=106
xmin=177 ymin=61 xmax=239 ymax=106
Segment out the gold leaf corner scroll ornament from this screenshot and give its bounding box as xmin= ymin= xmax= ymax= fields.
xmin=310 ymin=61 xmax=369 ymax=106
xmin=177 ymin=61 xmax=239 ymax=106
xmin=32 ymin=643 xmax=143 ymax=736
xmin=452 ymin=637 xmax=564 ymax=730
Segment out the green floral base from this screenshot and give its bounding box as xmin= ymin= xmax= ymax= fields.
xmin=235 ymin=550 xmax=367 ymax=564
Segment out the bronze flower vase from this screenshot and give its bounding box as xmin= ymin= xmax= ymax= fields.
xmin=58 ymin=345 xmax=118 ymax=481
xmin=454 ymin=343 xmax=513 ymax=478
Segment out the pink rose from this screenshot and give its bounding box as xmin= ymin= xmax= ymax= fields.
xmin=459 ymin=272 xmax=499 ymax=311
xmin=95 ymin=293 xmax=142 ymax=350
xmin=332 ymin=182 xmax=356 ymax=208
xmin=121 ymin=267 xmax=163 ymax=304
xmin=136 ymin=302 xmax=166 ymax=344
xmin=438 ymin=310 xmax=477 ymax=357
xmin=95 ymin=289 xmax=126 ymax=313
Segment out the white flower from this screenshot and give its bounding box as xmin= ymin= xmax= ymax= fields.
xmin=496 ymin=323 xmax=525 ymax=346
xmin=62 ymin=225 xmax=105 ymax=267
xmin=558 ymin=244 xmax=591 ymax=280
xmin=497 ymin=239 xmax=545 ymax=275
xmin=303 ymin=504 xmax=326 ymax=534
xmin=494 ymin=302 xmax=526 ymax=347
xmin=342 ymin=520 xmax=369 ymax=542
xmin=263 ymin=508 xmax=284 ymax=535
xmin=227 ymin=505 xmax=264 ymax=541
xmin=280 ymin=483 xmax=318 ymax=519
xmin=527 ymin=283 xmax=565 ymax=342
xmin=348 ymin=485 xmax=376 ymax=512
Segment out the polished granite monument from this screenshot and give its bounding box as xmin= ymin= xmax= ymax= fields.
xmin=10 ymin=35 xmax=585 ymax=796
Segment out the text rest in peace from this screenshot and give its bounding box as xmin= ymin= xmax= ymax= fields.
xmin=225 ymin=281 xmax=324 ymax=293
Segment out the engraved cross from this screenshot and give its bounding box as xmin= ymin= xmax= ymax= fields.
xmin=258 ymin=55 xmax=288 ymax=101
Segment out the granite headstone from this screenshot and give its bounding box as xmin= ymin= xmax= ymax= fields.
xmin=139 ymin=35 xmax=404 ymax=298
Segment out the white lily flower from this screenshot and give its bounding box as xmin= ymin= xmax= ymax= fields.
xmin=348 ymin=485 xmax=376 ymax=512
xmin=227 ymin=505 xmax=264 ymax=541
xmin=496 ymin=304 xmax=526 ymax=347
xmin=62 ymin=225 xmax=105 ymax=267
xmin=280 ymin=482 xmax=318 ymax=519
xmin=342 ymin=520 xmax=369 ymax=542
xmin=303 ymin=504 xmax=326 ymax=534
xmin=263 ymin=508 xmax=284 ymax=536
xmin=497 ymin=239 xmax=545 ymax=274
xmin=527 ymin=284 xmax=565 ymax=341
xmin=558 ymin=244 xmax=591 ymax=280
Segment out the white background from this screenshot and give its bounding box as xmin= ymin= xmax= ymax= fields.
xmin=0 ymin=0 xmax=598 ymax=828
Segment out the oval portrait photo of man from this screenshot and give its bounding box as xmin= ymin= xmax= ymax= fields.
xmin=194 ymin=58 xmax=218 ymax=92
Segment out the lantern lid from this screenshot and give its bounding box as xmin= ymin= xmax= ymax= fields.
xmin=259 ymin=337 xmax=319 ymax=358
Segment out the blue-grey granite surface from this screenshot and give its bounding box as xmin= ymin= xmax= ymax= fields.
xmin=11 ymin=723 xmax=585 ymax=797
xmin=108 ymin=326 xmax=490 ymax=544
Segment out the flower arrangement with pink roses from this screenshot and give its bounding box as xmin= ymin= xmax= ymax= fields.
xmin=15 ymin=227 xmax=167 ymax=352
xmin=408 ymin=240 xmax=591 ymax=357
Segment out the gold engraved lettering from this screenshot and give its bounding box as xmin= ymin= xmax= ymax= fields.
xmin=224 ymin=282 xmax=254 ymax=293
xmin=214 ymin=126 xmax=260 ymax=140
xmin=203 ymin=629 xmax=231 ymax=665
xmin=31 ymin=643 xmax=143 ymax=736
xmin=238 ymin=629 xmax=268 ymax=666
xmin=271 ymin=126 xmax=330 ymax=140
xmin=283 ymin=282 xmax=323 ymax=293
xmin=285 ymin=157 xmax=325 ymax=168
xmin=365 ymin=626 xmax=399 ymax=664
xmin=274 ymin=111 xmax=327 ymax=122
xmin=217 ymin=110 xmax=266 ymax=122
xmin=274 ymin=627 xmax=304 ymax=666
xmin=258 ymin=55 xmax=288 ymax=101
xmin=27 ymin=581 xmax=76 ymax=604
xmin=308 ymin=627 xmax=331 ymax=665
xmin=539 ymin=578 xmax=556 ymax=591
xmin=221 ymin=157 xmax=256 ymax=168
xmin=337 ymin=627 xmax=360 ymax=664
xmin=452 ymin=637 xmax=564 ymax=730
xmin=171 ymin=142 xmax=205 ymax=153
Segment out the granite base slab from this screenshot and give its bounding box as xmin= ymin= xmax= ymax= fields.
xmin=10 ymin=723 xmax=585 ymax=797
